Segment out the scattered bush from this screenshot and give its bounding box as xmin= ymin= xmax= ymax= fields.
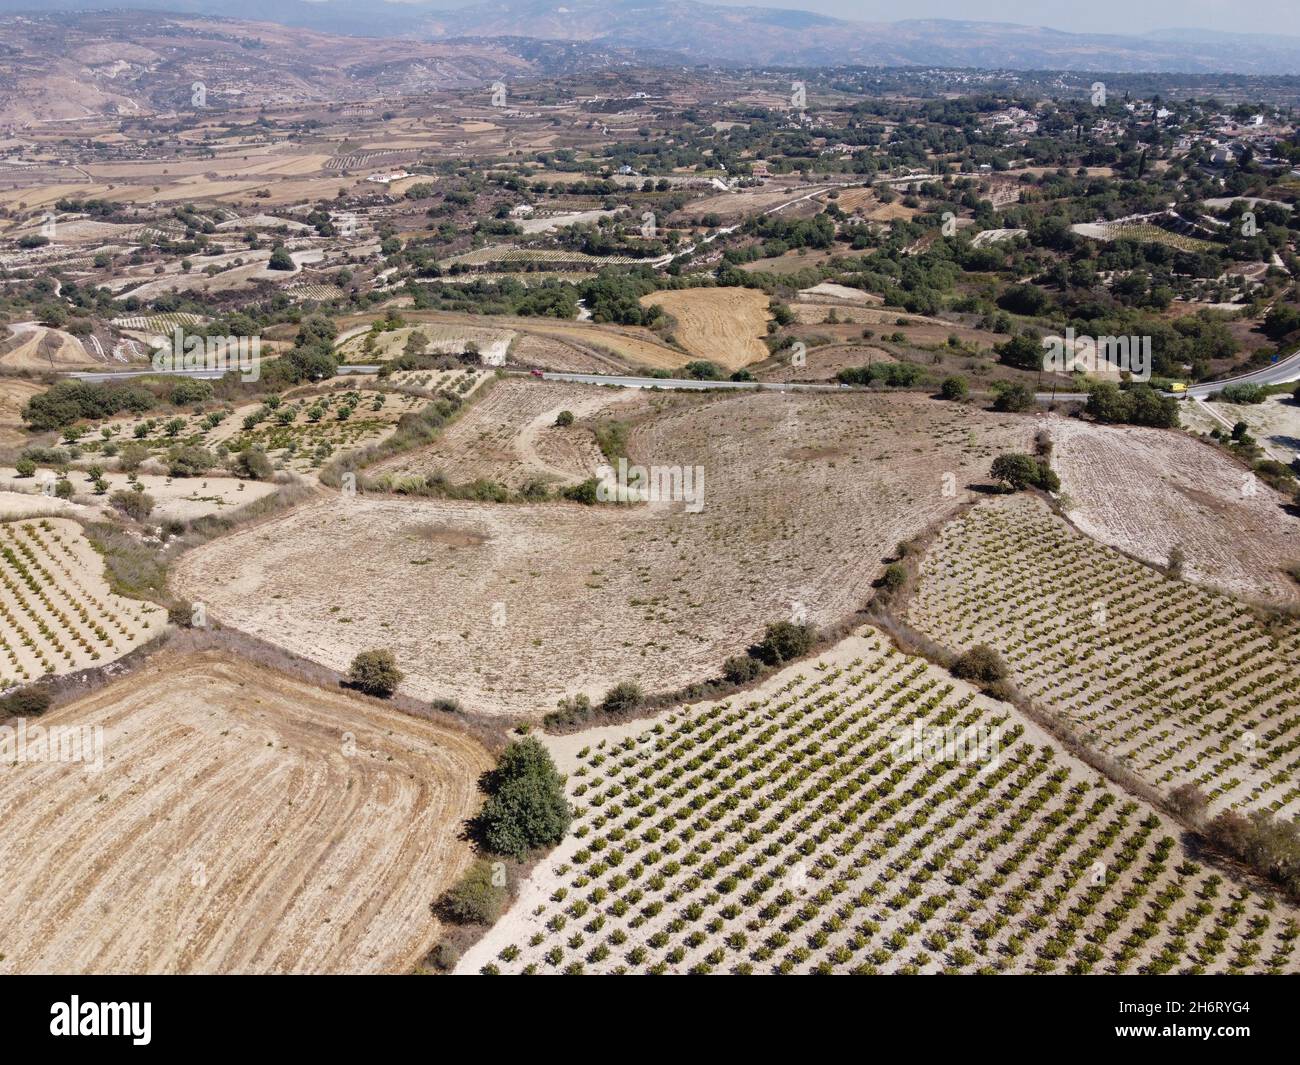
xmin=436 ymin=858 xmax=509 ymax=925
xmin=1220 ymin=383 xmax=1266 ymax=405
xmin=939 ymin=375 xmax=968 ymax=400
xmin=109 ymin=489 xmax=155 ymax=521
xmin=749 ymin=620 xmax=817 ymax=666
xmin=232 ymin=447 xmax=273 ymax=481
xmin=0 ymin=686 xmax=51 ymax=717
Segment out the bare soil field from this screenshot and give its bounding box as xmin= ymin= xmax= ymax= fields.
xmin=0 ymin=652 xmax=491 ymax=974
xmin=907 ymin=494 xmax=1300 ymax=817
xmin=0 ymin=468 xmax=278 ymax=523
xmin=172 ymin=391 xmax=1032 ymax=719
xmin=1048 ymin=416 xmax=1300 ymax=603
xmin=0 ymin=377 xmax=44 ymax=449
xmin=642 ymin=288 xmax=770 ymax=371
xmin=337 ymin=310 xmax=688 ymax=373
xmin=0 ymin=324 xmax=97 ymax=371
xmin=457 ymin=627 xmax=1300 ymax=975
xmin=0 ymin=517 xmax=164 ymax=688
xmin=1199 ymin=394 xmax=1300 ymax=464
xmin=756 ymin=343 xmax=899 ymax=383
xmin=370 ymin=377 xmax=634 ymax=490
xmin=509 ymin=332 xmax=627 ymax=373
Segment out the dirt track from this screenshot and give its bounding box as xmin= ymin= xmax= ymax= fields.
xmin=0 ymin=652 xmax=490 ymax=973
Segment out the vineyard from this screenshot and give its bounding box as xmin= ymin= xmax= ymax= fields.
xmin=110 ymin=312 xmax=208 ymax=333
xmin=0 ymin=518 xmax=164 ymax=687
xmin=1086 ymin=221 xmax=1216 ymax=252
xmin=905 ymin=495 xmax=1300 ymax=818
xmin=458 ymin=630 xmax=1300 ymax=975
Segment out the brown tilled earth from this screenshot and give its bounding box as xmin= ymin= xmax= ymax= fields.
xmin=0 ymin=652 xmax=491 ymax=973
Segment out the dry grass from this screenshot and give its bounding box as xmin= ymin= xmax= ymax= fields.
xmin=0 ymin=651 xmax=491 ymax=973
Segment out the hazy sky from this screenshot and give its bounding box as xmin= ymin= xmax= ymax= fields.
xmin=712 ymin=0 xmax=1300 ymax=37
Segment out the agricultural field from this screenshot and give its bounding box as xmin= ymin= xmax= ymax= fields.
xmin=171 ymin=391 xmax=1031 ymax=719
xmin=906 ymin=495 xmax=1300 ymax=818
xmin=641 ymin=288 xmax=771 ymax=371
xmin=0 ymin=467 xmax=279 ymax=523
xmin=338 ymin=323 xmax=516 ymax=365
xmin=0 ymin=377 xmax=44 ymax=450
xmin=0 ymin=517 xmax=164 ymax=688
xmin=0 ymin=652 xmax=491 ymax=974
xmin=441 ymin=245 xmax=645 ymax=270
xmin=76 ymin=386 xmax=428 ymax=478
xmin=0 ymin=324 xmax=98 ymax=371
xmin=1072 ymin=220 xmax=1217 ymax=252
xmin=386 ymin=368 xmax=489 ymax=397
xmin=1047 ymin=416 xmax=1300 ymax=604
xmin=458 ymin=629 xmax=1300 ymax=975
xmin=370 ymin=377 xmax=633 ymax=492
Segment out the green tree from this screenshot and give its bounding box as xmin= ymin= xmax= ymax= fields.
xmin=476 ymin=737 xmax=571 ymax=859
xmin=347 ymin=649 xmax=403 ymax=697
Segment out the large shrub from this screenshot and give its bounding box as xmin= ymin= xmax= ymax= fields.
xmin=436 ymin=858 xmax=508 ymax=925
xmin=347 ymin=649 xmax=403 ymax=697
xmin=476 ymin=737 xmax=571 ymax=860
xmin=109 ymin=489 xmax=155 ymax=521
xmin=749 ymin=620 xmax=817 ymax=666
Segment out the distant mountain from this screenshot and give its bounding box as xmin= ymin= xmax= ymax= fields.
xmin=2 ymin=0 xmax=1300 ymax=75
xmin=417 ymin=2 xmax=1300 ymax=74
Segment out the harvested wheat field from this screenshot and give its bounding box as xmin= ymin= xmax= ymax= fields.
xmin=0 ymin=517 xmax=165 ymax=688
xmin=0 ymin=652 xmax=491 ymax=974
xmin=642 ymin=288 xmax=771 ymax=371
xmin=173 ymin=392 xmax=1031 ymax=718
xmin=370 ymin=377 xmax=634 ymax=491
xmin=906 ymin=494 xmax=1300 ymax=817
xmin=457 ymin=627 xmax=1300 ymax=975
xmin=1048 ymin=416 xmax=1300 ymax=603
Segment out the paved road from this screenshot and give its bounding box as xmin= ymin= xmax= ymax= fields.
xmin=532 ymin=371 xmax=844 ymax=393
xmin=532 ymin=348 xmax=1300 ymax=402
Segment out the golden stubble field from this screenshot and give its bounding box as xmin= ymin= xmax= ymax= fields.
xmin=0 ymin=652 xmax=491 ymax=974
xmin=172 ymin=390 xmax=1033 ymax=718
xmin=641 ymin=288 xmax=771 ymax=371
